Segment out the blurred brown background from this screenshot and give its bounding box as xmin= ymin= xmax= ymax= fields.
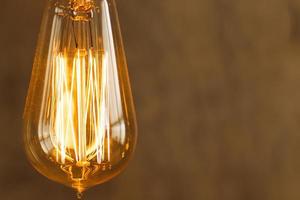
xmin=1 ymin=0 xmax=300 ymax=199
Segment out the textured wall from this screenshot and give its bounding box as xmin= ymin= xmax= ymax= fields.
xmin=1 ymin=0 xmax=300 ymax=199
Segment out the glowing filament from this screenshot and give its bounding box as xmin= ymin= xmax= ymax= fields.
xmin=39 ymin=50 xmax=111 ymax=166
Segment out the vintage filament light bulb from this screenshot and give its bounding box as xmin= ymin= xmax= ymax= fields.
xmin=23 ymin=0 xmax=137 ymax=198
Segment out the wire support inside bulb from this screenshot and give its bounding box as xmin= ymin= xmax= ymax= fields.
xmin=54 ymin=2 xmax=96 ymax=50
xmin=54 ymin=0 xmax=96 ymax=21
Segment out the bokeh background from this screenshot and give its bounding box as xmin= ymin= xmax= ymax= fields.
xmin=2 ymin=0 xmax=300 ymax=199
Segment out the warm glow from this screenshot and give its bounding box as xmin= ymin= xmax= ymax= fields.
xmin=24 ymin=0 xmax=137 ymax=195
xmin=38 ymin=49 xmax=113 ymax=166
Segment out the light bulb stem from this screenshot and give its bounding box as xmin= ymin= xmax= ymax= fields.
xmin=71 ymin=0 xmax=92 ymax=7
xmin=72 ymin=0 xmax=91 ymax=4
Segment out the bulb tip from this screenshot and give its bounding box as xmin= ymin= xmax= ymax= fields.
xmin=77 ymin=192 xmax=83 ymax=199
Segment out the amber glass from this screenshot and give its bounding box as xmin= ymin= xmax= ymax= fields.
xmin=23 ymin=0 xmax=137 ymax=196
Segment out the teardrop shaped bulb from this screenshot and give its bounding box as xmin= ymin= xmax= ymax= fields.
xmin=23 ymin=0 xmax=137 ymax=192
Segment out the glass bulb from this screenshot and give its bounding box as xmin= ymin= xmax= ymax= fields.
xmin=23 ymin=0 xmax=137 ymax=195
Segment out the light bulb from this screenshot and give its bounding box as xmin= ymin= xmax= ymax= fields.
xmin=23 ymin=0 xmax=137 ymax=195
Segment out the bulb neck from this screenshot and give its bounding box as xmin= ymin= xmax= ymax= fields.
xmin=71 ymin=0 xmax=91 ymax=4
xmin=70 ymin=0 xmax=92 ymax=6
xmin=69 ymin=0 xmax=94 ymax=12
